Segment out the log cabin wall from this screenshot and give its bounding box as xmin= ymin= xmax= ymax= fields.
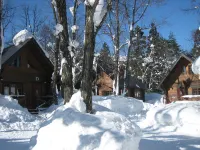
xmin=167 ymin=63 xmax=199 ymax=102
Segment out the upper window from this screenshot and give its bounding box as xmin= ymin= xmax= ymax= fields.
xmin=9 ymin=56 xmax=21 ymax=67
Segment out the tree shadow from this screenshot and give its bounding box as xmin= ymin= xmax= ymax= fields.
xmin=0 ymin=138 xmax=30 ymax=150
xmin=140 ymin=134 xmax=200 ymax=150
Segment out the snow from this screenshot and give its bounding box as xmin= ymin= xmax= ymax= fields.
xmin=0 ymin=95 xmax=40 ymax=131
xmin=182 ymin=95 xmax=200 ymax=98
xmin=69 ymin=6 xmax=74 ymax=16
xmin=71 ymin=25 xmax=79 ymax=33
xmin=13 ymin=29 xmax=33 ymax=46
xmin=93 ymin=0 xmax=105 ymax=31
xmin=192 ymin=56 xmax=200 ymax=74
xmin=84 ymin=0 xmax=95 ymax=6
xmin=1 ymin=91 xmax=200 ymax=150
xmin=54 ymin=24 xmax=63 ymax=36
xmin=31 ymin=92 xmax=141 ymax=150
xmin=145 ymin=93 xmax=165 ymax=104
xmin=60 ymin=58 xmax=67 ymax=81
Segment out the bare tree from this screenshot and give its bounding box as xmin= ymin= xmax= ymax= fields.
xmin=125 ymin=0 xmax=164 ymax=92
xmin=52 ymin=0 xmax=73 ymax=104
xmin=82 ymin=0 xmax=111 ymax=112
xmin=20 ymin=5 xmax=46 ymax=36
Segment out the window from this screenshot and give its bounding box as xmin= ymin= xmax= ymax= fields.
xmin=192 ymin=88 xmax=200 ymax=95
xmin=103 ymin=91 xmax=112 ymax=96
xmin=3 ymin=83 xmax=23 ymax=95
xmin=135 ymin=89 xmax=141 ymax=98
xmin=9 ymin=56 xmax=21 ymax=67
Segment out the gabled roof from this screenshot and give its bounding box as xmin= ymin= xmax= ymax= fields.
xmin=158 ymin=53 xmax=193 ymax=89
xmin=2 ymin=38 xmax=53 ymax=72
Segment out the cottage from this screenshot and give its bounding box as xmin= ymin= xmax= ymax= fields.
xmin=97 ymin=71 xmax=146 ymax=101
xmin=159 ymin=54 xmax=200 ymax=103
xmin=0 ymin=38 xmax=53 ymax=110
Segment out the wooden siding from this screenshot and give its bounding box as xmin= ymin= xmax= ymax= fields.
xmin=0 ymin=43 xmax=53 ymax=109
xmin=166 ymin=62 xmax=200 ymax=103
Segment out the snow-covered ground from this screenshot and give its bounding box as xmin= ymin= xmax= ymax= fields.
xmin=1 ymin=93 xmax=200 ymax=150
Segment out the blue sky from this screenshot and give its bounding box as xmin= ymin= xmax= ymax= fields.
xmin=6 ymin=0 xmax=199 ymax=51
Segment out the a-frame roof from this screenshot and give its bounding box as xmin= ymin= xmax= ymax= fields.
xmin=2 ymin=38 xmax=53 ymax=71
xmin=158 ymin=53 xmax=193 ymax=90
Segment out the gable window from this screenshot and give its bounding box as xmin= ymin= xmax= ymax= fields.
xmin=9 ymin=56 xmax=21 ymax=67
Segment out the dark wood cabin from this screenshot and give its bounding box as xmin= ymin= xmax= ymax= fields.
xmin=97 ymin=71 xmax=146 ymax=101
xmin=0 ymin=38 xmax=53 ymax=110
xmin=124 ymin=75 xmax=146 ymax=101
xmin=159 ymin=54 xmax=200 ymax=103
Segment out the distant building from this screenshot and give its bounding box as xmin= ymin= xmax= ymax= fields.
xmin=0 ymin=38 xmax=53 ymax=110
xmin=96 ymin=71 xmax=146 ymax=101
xmin=159 ymin=54 xmax=200 ymax=103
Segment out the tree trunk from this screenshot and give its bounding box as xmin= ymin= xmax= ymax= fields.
xmin=0 ymin=0 xmax=3 ymax=71
xmin=125 ymin=0 xmax=137 ymax=91
xmin=52 ymin=37 xmax=59 ymax=105
xmin=81 ymin=5 xmax=95 ymax=113
xmin=54 ymin=0 xmax=73 ymax=104
xmin=113 ymin=0 xmax=120 ymax=95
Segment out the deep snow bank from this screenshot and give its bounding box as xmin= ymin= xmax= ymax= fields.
xmin=143 ymin=101 xmax=200 ymax=136
xmin=31 ymin=92 xmax=141 ymax=150
xmin=0 ymin=95 xmax=40 ymax=131
xmin=145 ymin=93 xmax=164 ymax=105
xmin=93 ymin=96 xmax=144 ymax=116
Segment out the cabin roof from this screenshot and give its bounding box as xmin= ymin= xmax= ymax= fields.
xmin=158 ymin=53 xmax=193 ymax=90
xmin=2 ymin=38 xmax=53 ymax=71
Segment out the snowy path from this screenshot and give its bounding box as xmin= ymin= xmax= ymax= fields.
xmin=0 ymin=131 xmax=37 ymax=150
xmin=139 ymin=129 xmax=200 ymax=150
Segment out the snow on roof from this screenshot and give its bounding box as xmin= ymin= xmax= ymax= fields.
xmin=13 ymin=29 xmax=33 ymax=46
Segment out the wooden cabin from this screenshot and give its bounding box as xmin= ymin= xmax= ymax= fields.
xmin=159 ymin=54 xmax=200 ymax=103
xmin=96 ymin=72 xmax=113 ymax=96
xmin=97 ymin=71 xmax=146 ymax=101
xmin=0 ymin=38 xmax=53 ymax=110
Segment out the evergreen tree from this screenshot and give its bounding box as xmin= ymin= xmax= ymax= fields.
xmin=191 ymin=29 xmax=200 ymax=59
xmin=129 ymin=26 xmax=146 ymax=78
xmin=98 ymin=42 xmax=114 ymax=74
xmin=168 ymin=32 xmax=181 ymax=57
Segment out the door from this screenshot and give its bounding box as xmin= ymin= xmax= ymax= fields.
xmin=32 ymin=83 xmax=42 ymax=108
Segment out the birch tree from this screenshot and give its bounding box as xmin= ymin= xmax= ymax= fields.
xmin=0 ymin=0 xmax=3 ymax=70
xmin=82 ymin=0 xmax=111 ymax=112
xmin=52 ymin=0 xmax=73 ymax=104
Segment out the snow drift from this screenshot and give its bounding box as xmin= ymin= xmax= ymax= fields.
xmin=31 ymin=92 xmax=141 ymax=150
xmin=144 ymin=101 xmax=200 ymax=136
xmin=13 ymin=29 xmax=33 ymax=46
xmin=93 ymin=95 xmax=144 ymax=116
xmin=0 ymin=95 xmax=40 ymax=131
